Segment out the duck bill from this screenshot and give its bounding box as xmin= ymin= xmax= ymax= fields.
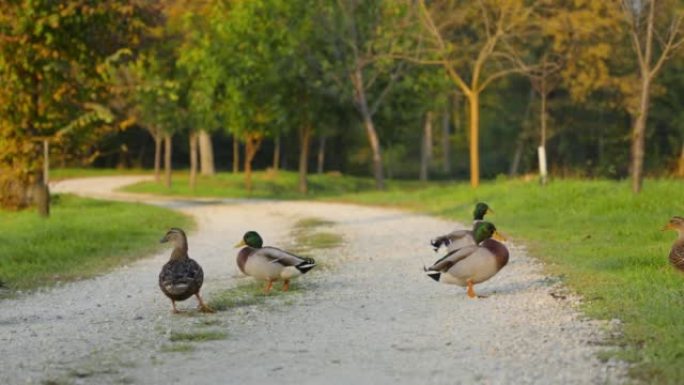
xmin=662 ymin=223 xmax=674 ymax=231
xmin=159 ymin=237 xmax=168 ymax=243
xmin=234 ymin=239 xmax=246 ymax=248
xmin=486 ymin=208 xmax=495 ymax=215
xmin=492 ymin=231 xmax=507 ymax=242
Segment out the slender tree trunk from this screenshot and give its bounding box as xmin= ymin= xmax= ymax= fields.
xmin=317 ymin=136 xmax=326 ymax=174
xmin=510 ymin=89 xmax=534 ymax=176
xmin=631 ymin=76 xmax=650 ymax=193
xmin=539 ymin=82 xmax=549 ymax=185
xmin=243 ymin=133 xmax=263 ymax=192
xmin=42 ymin=140 xmax=49 ymax=186
xmin=198 ymin=130 xmax=215 ymax=176
xmin=34 ymin=181 xmax=49 ymax=218
xmin=272 ymin=135 xmax=281 ymax=171
xmin=420 ymin=111 xmax=433 ymax=181
xmin=154 ymin=132 xmax=162 ymax=183
xmin=351 ymin=67 xmax=384 ymax=189
xmin=467 ymin=92 xmax=480 ymax=188
xmin=232 ymin=134 xmax=240 ymax=174
xmin=678 ymin=142 xmax=684 ymax=177
xmin=189 ymin=131 xmax=198 ymax=191
xmin=442 ymin=107 xmax=451 ymax=174
xmin=298 ymin=124 xmax=312 ymax=194
xmin=510 ymin=135 xmax=525 ymax=177
xmin=629 ymin=0 xmax=657 ymax=194
xmin=164 ymin=133 xmax=172 ymax=189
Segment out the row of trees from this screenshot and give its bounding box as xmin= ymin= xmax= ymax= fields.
xmin=2 ymin=0 xmax=684 ymax=214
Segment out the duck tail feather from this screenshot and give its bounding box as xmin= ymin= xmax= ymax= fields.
xmin=426 ymin=271 xmax=441 ymax=282
xmin=295 ymin=257 xmax=316 ymax=274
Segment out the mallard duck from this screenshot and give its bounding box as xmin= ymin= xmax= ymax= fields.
xmin=426 ymin=221 xmax=508 ymax=298
xmin=663 ymin=216 xmax=684 ymax=272
xmin=159 ymin=228 xmax=213 ymax=313
xmin=431 ymin=202 xmax=494 ymax=252
xmin=235 ymin=231 xmax=316 ymax=294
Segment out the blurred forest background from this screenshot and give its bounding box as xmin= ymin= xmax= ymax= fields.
xmin=2 ymin=0 xmax=684 ymax=211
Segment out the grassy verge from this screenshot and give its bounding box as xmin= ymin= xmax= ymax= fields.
xmin=51 ymin=167 xmax=150 ymax=181
xmin=122 ymin=170 xmax=427 ymax=199
xmin=0 ymin=194 xmax=192 ymax=292
xmin=332 ymin=178 xmax=684 ymax=384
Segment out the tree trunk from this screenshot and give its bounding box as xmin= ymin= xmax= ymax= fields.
xmin=42 ymin=140 xmax=49 ymax=186
xmin=630 ymin=76 xmax=650 ymax=193
xmin=467 ymin=92 xmax=480 ymax=188
xmin=677 ymin=142 xmax=684 ymax=177
xmin=34 ymin=181 xmax=49 ymax=218
xmin=298 ymin=124 xmax=312 ymax=194
xmin=154 ymin=132 xmax=162 ymax=183
xmin=351 ymin=67 xmax=384 ymax=189
xmin=243 ymin=133 xmax=263 ymax=192
xmin=510 ymin=89 xmax=534 ymax=176
xmin=198 ymin=130 xmax=215 ymax=176
xmin=189 ymin=131 xmax=198 ymax=191
xmin=539 ymin=84 xmax=548 ymax=185
xmin=272 ymin=135 xmax=281 ymax=171
xmin=232 ymin=134 xmax=240 ymax=174
xmin=164 ymin=133 xmax=172 ymax=189
xmin=510 ymin=134 xmax=525 ymax=177
xmin=317 ymin=136 xmax=326 ymax=174
xmin=420 ymin=111 xmax=433 ymax=181
xmin=442 ymin=107 xmax=451 ymax=174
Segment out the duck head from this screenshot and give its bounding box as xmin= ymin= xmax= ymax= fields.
xmin=235 ymin=231 xmax=263 ymax=248
xmin=473 ymin=202 xmax=493 ymax=221
xmin=160 ymin=228 xmax=188 ymax=250
xmin=473 ymin=221 xmax=506 ymax=244
xmin=662 ymin=216 xmax=684 ymax=236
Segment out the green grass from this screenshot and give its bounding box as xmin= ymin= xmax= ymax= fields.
xmin=51 ymin=167 xmax=150 ymax=181
xmin=293 ymin=217 xmax=335 ymax=229
xmin=160 ymin=343 xmax=195 ymax=353
xmin=208 ymin=280 xmax=298 ymax=311
xmin=168 ymin=330 xmax=228 ymax=342
xmin=122 ymin=170 xmax=426 ymax=199
xmin=332 ymin=178 xmax=684 ymax=384
xmin=0 ymin=194 xmax=192 ymax=291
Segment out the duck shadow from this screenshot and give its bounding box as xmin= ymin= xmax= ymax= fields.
xmin=477 ymin=275 xmax=560 ymax=297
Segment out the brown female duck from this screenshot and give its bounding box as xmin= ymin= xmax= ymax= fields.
xmin=663 ymin=216 xmax=684 ymax=272
xmin=159 ymin=228 xmax=213 ymax=313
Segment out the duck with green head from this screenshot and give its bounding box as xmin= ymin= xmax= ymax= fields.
xmin=663 ymin=216 xmax=684 ymax=272
xmin=235 ymin=231 xmax=316 ymax=294
xmin=426 ymin=221 xmax=509 ymax=298
xmin=431 ymin=202 xmax=494 ymax=252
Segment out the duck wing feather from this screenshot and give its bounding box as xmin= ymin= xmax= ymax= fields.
xmin=428 ymin=245 xmax=479 ymax=272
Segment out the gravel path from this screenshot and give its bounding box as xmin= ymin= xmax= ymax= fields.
xmin=0 ymin=176 xmax=625 ymax=385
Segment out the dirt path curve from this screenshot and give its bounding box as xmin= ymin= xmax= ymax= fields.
xmin=1 ymin=176 xmax=624 ymax=385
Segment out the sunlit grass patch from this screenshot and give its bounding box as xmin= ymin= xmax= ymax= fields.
xmin=208 ymin=280 xmax=300 ymax=311
xmin=0 ymin=194 xmax=193 ymax=292
xmin=293 ymin=217 xmax=334 ymax=229
xmin=297 ymin=232 xmax=343 ymax=250
xmin=168 ymin=330 xmax=227 ymax=342
xmin=160 ymin=343 xmax=195 ymax=353
xmin=121 ymin=170 xmax=424 ymax=199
